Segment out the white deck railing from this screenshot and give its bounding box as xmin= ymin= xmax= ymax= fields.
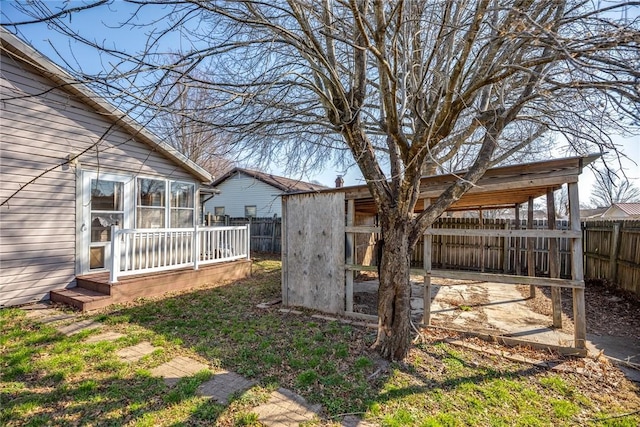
xmin=109 ymin=225 xmax=250 ymax=283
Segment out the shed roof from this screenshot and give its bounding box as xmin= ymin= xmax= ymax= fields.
xmin=0 ymin=27 xmax=213 ymax=183
xmin=212 ymin=167 xmax=327 ymax=193
xmin=301 ymin=155 xmax=599 ymax=214
xmin=613 ymin=203 xmax=640 ymax=216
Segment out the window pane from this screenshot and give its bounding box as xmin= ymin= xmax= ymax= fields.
xmin=170 ymin=209 xmax=194 ymax=228
xmin=138 ymin=178 xmax=165 ymax=207
xmin=245 ymin=205 xmax=257 ymax=218
xmin=214 ymin=207 xmax=225 ymax=216
xmin=171 ymin=182 xmax=194 ymax=208
xmin=90 ymin=213 xmax=123 ymax=242
xmin=137 ymin=207 xmax=165 ymax=228
xmin=91 ymin=180 xmax=123 ymax=211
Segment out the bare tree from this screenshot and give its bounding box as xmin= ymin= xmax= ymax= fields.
xmin=4 ymin=0 xmax=640 ymax=360
xmin=149 ymin=68 xmax=235 ymax=178
xmin=590 ymin=168 xmax=640 ymax=207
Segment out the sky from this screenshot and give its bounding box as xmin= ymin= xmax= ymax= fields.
xmin=2 ymin=1 xmax=638 ymax=206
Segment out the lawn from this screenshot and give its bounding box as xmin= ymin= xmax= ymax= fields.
xmin=1 ymin=256 xmax=639 ymax=426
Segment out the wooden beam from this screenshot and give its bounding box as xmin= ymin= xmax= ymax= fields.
xmin=344 ymin=265 xmax=585 ymax=288
xmin=281 ymin=196 xmax=289 ymax=306
xmin=346 ymin=199 xmax=355 ymax=313
xmin=568 ymin=182 xmax=586 ymax=349
xmin=344 ymin=224 xmax=582 ymax=238
xmin=527 ymin=197 xmax=536 ymax=298
xmin=515 ymin=204 xmax=521 ymax=276
xmin=609 ymin=221 xmax=621 ymax=283
xmin=423 ymin=199 xmax=432 ymax=326
xmin=547 ymin=189 xmax=562 ymax=328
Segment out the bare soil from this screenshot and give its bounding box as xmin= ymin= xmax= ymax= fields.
xmin=519 ymin=279 xmax=640 ymax=339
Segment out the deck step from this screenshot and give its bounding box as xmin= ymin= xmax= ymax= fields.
xmin=50 ymin=287 xmax=113 ymax=312
xmin=76 ymin=275 xmax=112 ymax=295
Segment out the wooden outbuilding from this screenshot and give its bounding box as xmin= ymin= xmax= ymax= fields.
xmin=281 ymin=155 xmax=598 ymax=351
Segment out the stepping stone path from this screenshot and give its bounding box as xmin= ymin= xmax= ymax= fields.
xmin=254 ymin=388 xmax=321 ymax=426
xmin=197 ymin=370 xmax=256 ymax=404
xmin=21 ymin=304 xmax=377 ymax=426
xmin=116 ymin=341 xmax=158 ymax=363
xmin=149 ymin=356 xmax=209 ymax=386
xmin=56 ymin=319 xmax=103 ymax=336
xmin=85 ymin=331 xmax=125 ymax=344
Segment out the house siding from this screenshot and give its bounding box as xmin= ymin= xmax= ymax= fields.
xmin=203 ymin=172 xmax=285 ymax=218
xmin=0 ymin=51 xmax=197 ymax=306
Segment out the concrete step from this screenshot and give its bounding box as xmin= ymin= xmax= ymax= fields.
xmin=50 ymin=287 xmax=113 ymax=312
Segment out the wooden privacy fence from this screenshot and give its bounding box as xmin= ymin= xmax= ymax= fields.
xmin=352 ymin=217 xmax=638 ymax=295
xmin=583 ymin=220 xmax=640 ymax=295
xmin=205 ymin=214 xmax=282 ymax=253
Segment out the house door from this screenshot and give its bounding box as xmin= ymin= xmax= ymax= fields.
xmin=80 ymin=172 xmax=132 ymax=274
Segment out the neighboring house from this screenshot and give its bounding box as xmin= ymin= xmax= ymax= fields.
xmin=600 ymin=203 xmax=640 ymax=219
xmin=0 ymin=28 xmax=230 ymax=307
xmin=203 ymin=167 xmax=326 ymax=218
xmin=580 ymin=207 xmax=608 ymax=219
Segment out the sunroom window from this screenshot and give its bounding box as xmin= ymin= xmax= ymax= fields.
xmin=137 ymin=178 xmax=166 ymax=228
xmin=170 ymin=182 xmax=195 ymax=228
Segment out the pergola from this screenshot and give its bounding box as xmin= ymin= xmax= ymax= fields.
xmin=281 ymin=155 xmax=598 ymax=351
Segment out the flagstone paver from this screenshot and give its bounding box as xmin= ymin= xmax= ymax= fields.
xmin=36 ymin=313 xmax=77 ymax=324
xmin=197 ymin=370 xmax=257 ymax=404
xmin=254 ymin=388 xmax=321 ymax=427
xmin=150 ymin=356 xmax=210 ymax=386
xmin=85 ymin=331 xmax=125 ymax=344
xmin=342 ymin=415 xmax=378 ymax=427
xmin=116 ymin=341 xmax=158 ymax=363
xmin=56 ymin=319 xmax=103 ymax=336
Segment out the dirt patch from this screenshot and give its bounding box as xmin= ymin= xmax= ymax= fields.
xmin=518 ymin=280 xmax=640 ymax=339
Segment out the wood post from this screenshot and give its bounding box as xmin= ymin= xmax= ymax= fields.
xmin=527 ymin=197 xmax=536 ymax=298
xmin=423 ymin=199 xmax=432 ymax=326
xmin=515 ymin=204 xmax=521 ymax=275
xmin=546 ymin=189 xmax=562 ymax=328
xmin=346 ymin=199 xmax=355 ymax=313
xmin=568 ymin=182 xmax=586 ymax=349
xmin=281 ymin=197 xmax=289 ymax=306
xmin=479 ymin=209 xmax=485 ymax=273
xmin=609 ymin=221 xmax=621 ymax=283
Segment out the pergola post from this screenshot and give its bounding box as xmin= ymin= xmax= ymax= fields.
xmin=515 ymin=203 xmax=521 ymax=275
xmin=568 ymin=182 xmax=587 ymax=349
xmin=346 ymin=199 xmax=355 ymax=313
xmin=546 ymin=189 xmax=562 ymax=328
xmin=527 ymin=197 xmax=536 ymax=298
xmin=423 ymin=198 xmax=433 ymax=326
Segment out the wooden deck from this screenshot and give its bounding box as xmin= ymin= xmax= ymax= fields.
xmin=50 ymin=259 xmax=252 ymax=311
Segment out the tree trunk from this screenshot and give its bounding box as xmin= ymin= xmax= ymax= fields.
xmin=372 ymin=214 xmax=414 ymax=360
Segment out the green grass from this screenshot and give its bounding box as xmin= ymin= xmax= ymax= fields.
xmin=1 ymin=255 xmax=639 ymax=426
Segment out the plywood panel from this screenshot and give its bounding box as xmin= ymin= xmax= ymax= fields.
xmin=282 ymin=192 xmax=345 ymax=314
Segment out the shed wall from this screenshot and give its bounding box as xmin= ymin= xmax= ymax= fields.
xmin=0 ymin=51 xmax=196 ymax=306
xmin=282 ymin=192 xmax=345 ymax=314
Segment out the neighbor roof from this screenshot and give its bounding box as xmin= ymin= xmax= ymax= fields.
xmin=213 ymin=167 xmax=327 ymax=193
xmin=611 ymin=203 xmax=640 ymax=216
xmin=0 ymin=27 xmax=212 ymax=183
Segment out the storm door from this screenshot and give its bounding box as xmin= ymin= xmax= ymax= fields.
xmin=80 ymin=172 xmax=132 ymax=273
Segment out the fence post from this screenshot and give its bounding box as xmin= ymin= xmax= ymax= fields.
xmin=193 ymin=224 xmax=200 ymax=270
xmin=246 ymin=224 xmax=251 ymax=259
xmin=547 ymin=189 xmax=562 ymax=328
xmin=271 ymin=213 xmax=278 ymax=253
xmin=568 ymin=182 xmax=586 ymax=349
xmin=609 ymin=221 xmax=621 ymax=282
xmin=527 ymin=197 xmax=536 ymax=298
xmin=110 ymin=225 xmax=120 ymax=283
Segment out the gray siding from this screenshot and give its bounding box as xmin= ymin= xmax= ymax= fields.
xmin=0 ymin=51 xmax=196 ymax=306
xmin=204 ymin=173 xmax=284 ymax=217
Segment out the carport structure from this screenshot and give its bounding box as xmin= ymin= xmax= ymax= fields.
xmin=281 ymin=155 xmax=598 ymax=351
